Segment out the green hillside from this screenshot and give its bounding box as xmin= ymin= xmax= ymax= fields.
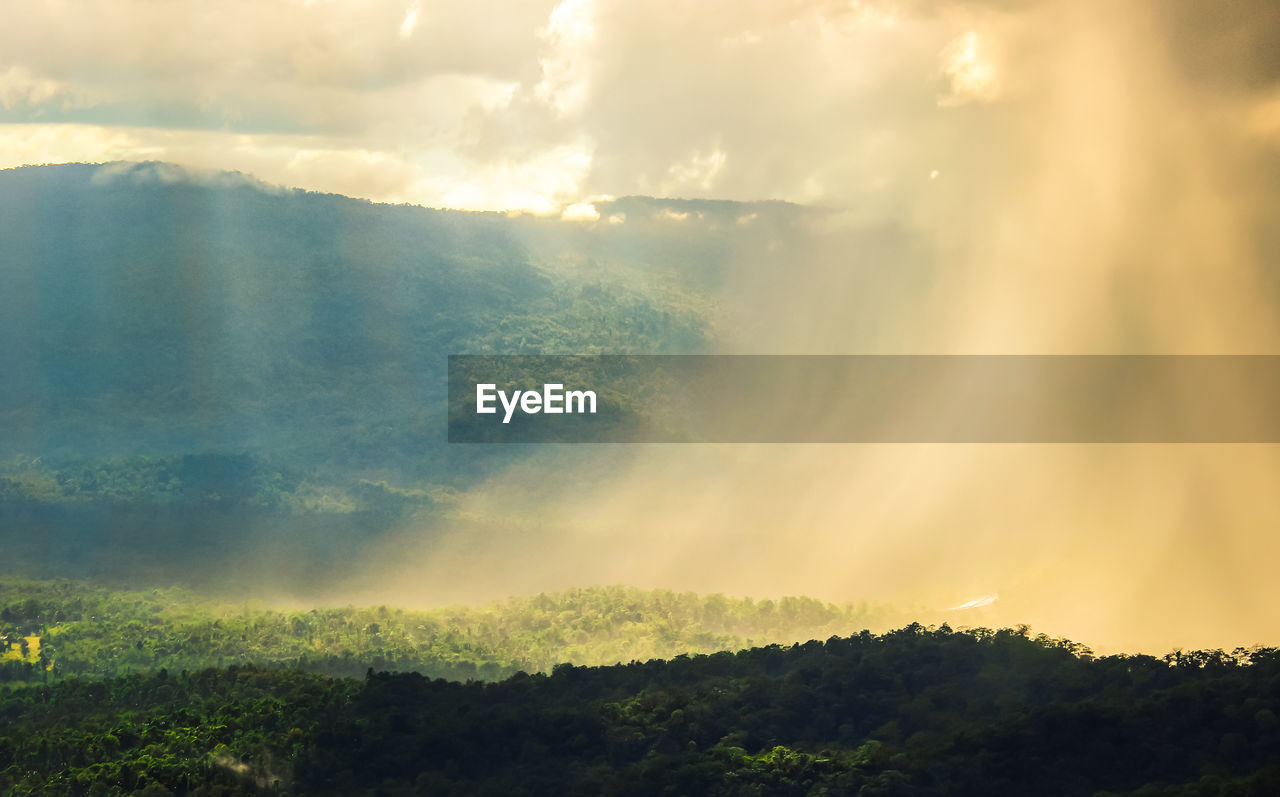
xmin=0 ymin=162 xmax=727 ymax=464
xmin=0 ymin=162 xmax=820 ymax=585
xmin=2 ymin=625 xmax=1276 ymax=796
xmin=0 ymin=580 xmax=911 ymax=685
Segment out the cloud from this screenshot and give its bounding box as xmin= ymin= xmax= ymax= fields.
xmin=6 ymin=0 xmax=1280 ymax=654
xmin=1 ymin=0 xmax=1277 ymax=219
xmin=664 ymin=145 xmax=727 ymax=194
xmin=0 ymin=0 xmax=986 ymax=210
xmin=399 ymin=2 xmax=421 ymax=39
xmin=0 ymin=66 xmax=79 ymax=111
xmin=1154 ymin=0 xmax=1280 ymax=92
xmin=937 ymin=31 xmax=1000 ymax=105
xmin=434 ymin=139 xmax=594 ymax=212
xmin=1 ymin=0 xmax=1278 ymax=292
xmin=560 ymin=201 xmax=600 ymax=221
xmin=4 ymin=0 xmax=1279 ymax=356
xmin=535 ymin=0 xmax=597 ymax=116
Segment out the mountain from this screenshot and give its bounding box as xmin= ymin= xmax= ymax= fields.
xmin=0 ymin=162 xmax=732 ymax=463
xmin=0 ymin=162 xmax=816 ymax=585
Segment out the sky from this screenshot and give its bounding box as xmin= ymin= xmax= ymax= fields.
xmin=3 ymin=0 xmax=1275 ymax=217
xmin=7 ymin=0 xmax=1280 ymax=652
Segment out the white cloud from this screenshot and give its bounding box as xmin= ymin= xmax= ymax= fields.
xmin=434 ymin=139 xmax=594 ymax=212
xmin=665 ymin=146 xmax=727 ymax=193
xmin=0 ymin=0 xmax=973 ymax=210
xmin=399 ymin=2 xmax=421 ymax=39
xmin=938 ymin=30 xmax=1001 ymax=106
xmin=1 ymin=0 xmax=1274 ymax=231
xmin=561 ymin=201 xmax=599 ymax=221
xmin=0 ymin=123 xmax=146 ymax=166
xmin=535 ymin=0 xmax=597 ymax=116
xmin=0 ymin=66 xmax=90 ymax=111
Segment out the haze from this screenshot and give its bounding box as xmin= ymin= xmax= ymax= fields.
xmin=5 ymin=0 xmax=1280 ymax=655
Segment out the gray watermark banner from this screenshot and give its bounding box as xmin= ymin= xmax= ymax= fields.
xmin=447 ymin=355 xmax=1280 ymax=443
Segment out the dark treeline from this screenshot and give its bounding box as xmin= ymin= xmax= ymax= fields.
xmin=2 ymin=625 xmax=1278 ymax=796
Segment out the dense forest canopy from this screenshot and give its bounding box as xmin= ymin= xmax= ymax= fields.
xmin=0 ymin=580 xmax=917 ymax=684
xmin=1 ymin=619 xmax=1276 ymax=796
xmin=2 ymin=163 xmax=1277 ymax=795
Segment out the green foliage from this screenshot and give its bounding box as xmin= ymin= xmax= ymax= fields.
xmin=0 ymin=580 xmax=905 ymax=685
xmin=0 ymin=454 xmax=431 ymax=516
xmin=2 ymin=625 xmax=1277 ymax=795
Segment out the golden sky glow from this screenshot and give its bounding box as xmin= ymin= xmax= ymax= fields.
xmin=8 ymin=0 xmax=1280 ymax=652
xmin=0 ymin=0 xmax=1238 ymax=211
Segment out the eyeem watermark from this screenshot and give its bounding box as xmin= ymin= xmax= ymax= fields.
xmin=476 ymin=383 xmax=597 ymax=424
xmin=450 ymin=354 xmax=1280 ymax=443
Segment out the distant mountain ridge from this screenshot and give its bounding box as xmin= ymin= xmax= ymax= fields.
xmin=0 ymin=162 xmax=810 ymax=583
xmin=0 ymin=162 xmax=725 ymax=459
xmin=0 ymin=162 xmax=818 ymax=460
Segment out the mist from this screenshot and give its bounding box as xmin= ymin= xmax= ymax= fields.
xmin=10 ymin=3 xmax=1280 ymax=793
xmin=3 ymin=0 xmax=1279 ymax=658
xmin=330 ymin=0 xmax=1280 ymax=655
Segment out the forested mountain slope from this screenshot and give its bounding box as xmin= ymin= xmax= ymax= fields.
xmin=0 ymin=162 xmax=810 ymax=583
xmin=1 ymin=625 xmax=1276 ymax=796
xmin=0 ymin=162 xmax=735 ymax=467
